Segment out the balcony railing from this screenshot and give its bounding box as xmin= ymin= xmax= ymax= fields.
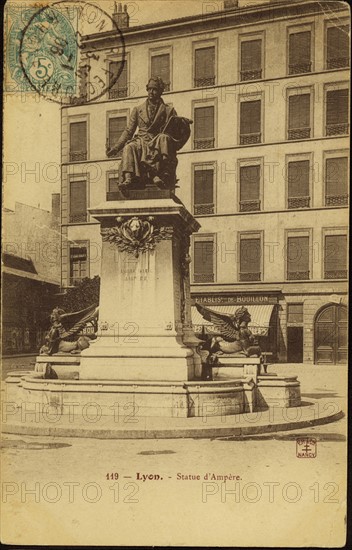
xmin=107 ymin=192 xmax=120 ymax=201
xmin=240 ymin=69 xmax=262 ymax=81
xmin=327 ymin=57 xmax=350 ymax=69
xmin=239 ymin=272 xmax=261 ymax=281
xmin=324 ymin=269 xmax=347 ymax=279
xmin=288 ymin=196 xmax=310 ymax=209
xmin=194 ymin=203 xmax=214 ymax=215
xmin=193 ymin=273 xmax=215 ymax=283
xmin=287 ymin=270 xmax=310 ymax=280
xmin=240 ymin=132 xmax=261 ymax=145
xmin=288 ymin=62 xmax=312 ymax=75
xmin=326 ymin=123 xmax=349 ymax=136
xmin=288 ymin=127 xmax=311 ymax=140
xmin=69 ymin=151 xmax=87 ymax=162
xmin=325 ymin=194 xmax=349 ymax=206
xmin=194 ymin=138 xmax=215 ymax=150
xmin=239 ymin=199 xmax=261 ymax=212
xmin=109 ymin=87 xmax=128 ymax=99
xmin=69 ymin=213 xmax=87 ymax=223
xmin=194 ymin=77 xmax=215 ymax=88
xmin=69 ymin=276 xmax=86 ymax=286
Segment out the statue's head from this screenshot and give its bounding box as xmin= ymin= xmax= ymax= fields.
xmin=234 ymin=306 xmax=251 ymax=325
xmin=146 ymin=77 xmax=165 ymax=102
xmin=50 ymin=307 xmax=65 ymax=323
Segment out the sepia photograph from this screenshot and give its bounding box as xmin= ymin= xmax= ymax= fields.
xmin=1 ymin=0 xmax=349 ymax=546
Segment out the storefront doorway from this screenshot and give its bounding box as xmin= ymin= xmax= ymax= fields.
xmin=287 ymin=326 xmax=304 ymax=363
xmin=314 ymin=304 xmax=347 ymax=364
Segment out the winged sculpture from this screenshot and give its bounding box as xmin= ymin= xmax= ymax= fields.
xmin=40 ymin=304 xmax=99 ymax=355
xmin=195 ymin=303 xmax=261 ymax=357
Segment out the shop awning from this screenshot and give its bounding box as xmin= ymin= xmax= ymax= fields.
xmin=191 ymin=304 xmax=275 ymax=336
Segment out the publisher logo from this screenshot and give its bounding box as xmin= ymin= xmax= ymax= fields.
xmin=296 ymin=438 xmax=317 ymax=458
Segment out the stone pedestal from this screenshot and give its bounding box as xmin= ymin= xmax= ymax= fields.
xmin=79 ymin=197 xmax=202 ymax=381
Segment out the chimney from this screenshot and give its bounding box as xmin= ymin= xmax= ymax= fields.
xmin=51 ymin=193 xmax=60 ymax=225
xmin=112 ymin=2 xmax=130 ymax=29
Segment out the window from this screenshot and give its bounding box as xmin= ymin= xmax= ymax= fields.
xmin=240 ymin=100 xmax=261 ymax=144
xmin=70 ymin=243 xmax=88 ymax=286
xmin=239 ymin=234 xmax=261 ymax=281
xmin=69 ymin=179 xmax=87 ymax=223
xmin=240 ymin=39 xmax=262 ymax=81
xmin=107 ymin=172 xmax=120 ymax=201
xmin=325 ymin=157 xmax=349 ymax=206
xmin=239 ymin=164 xmax=261 ymax=211
xmin=288 ymin=31 xmax=311 ymax=74
xmin=324 ymin=234 xmax=347 ymax=279
xmin=69 ymin=121 xmax=87 ymax=161
xmin=287 ymin=160 xmax=310 ymax=209
xmin=288 ymin=94 xmax=311 ymax=140
xmin=287 ymin=304 xmax=304 ymax=325
xmin=151 ymin=53 xmax=170 ymax=91
xmin=193 ymin=167 xmax=214 ymax=215
xmin=108 ymin=60 xmax=128 ymax=99
xmin=194 ymin=106 xmax=215 ymax=149
xmin=325 ymin=89 xmax=349 ymax=136
xmin=107 ymin=116 xmax=127 ymax=157
xmin=193 ymin=237 xmax=215 ymax=283
xmin=194 ymin=46 xmax=215 ymax=87
xmin=287 ymin=236 xmax=310 ymax=280
xmin=327 ymin=24 xmax=350 ymax=69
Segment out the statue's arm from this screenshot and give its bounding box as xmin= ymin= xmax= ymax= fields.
xmin=107 ymin=107 xmax=138 ymax=157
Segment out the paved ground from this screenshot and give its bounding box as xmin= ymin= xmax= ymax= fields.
xmin=1 ymin=358 xmax=347 ymax=546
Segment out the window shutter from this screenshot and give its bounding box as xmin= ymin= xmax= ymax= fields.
xmin=288 ymin=160 xmax=310 ymax=197
xmin=287 ymin=236 xmax=309 ymax=272
xmin=326 ymin=157 xmax=348 ymax=197
xmin=327 ymin=25 xmax=349 ymax=64
xmin=241 ymin=40 xmax=262 ymax=71
xmin=325 ymin=235 xmax=347 ymax=273
xmin=109 ymin=116 xmax=127 ymax=145
xmin=109 ymin=61 xmax=127 ymax=90
xmin=240 ymin=100 xmax=261 ymax=135
xmin=194 ymin=240 xmax=214 ymax=276
xmin=194 ymin=169 xmax=214 ymax=205
xmin=151 ymin=54 xmax=170 ymax=87
xmin=289 ymin=31 xmax=311 ymax=66
xmin=326 ymin=89 xmax=348 ymax=125
xmin=195 ymin=47 xmax=215 ymax=80
xmin=70 ymin=122 xmax=87 ymax=153
xmin=70 ymin=245 xmax=88 ymax=282
xmin=240 ymin=165 xmax=260 ymax=201
xmin=70 ymin=180 xmax=87 ymax=221
xmin=194 ymin=106 xmax=214 ymax=139
xmin=288 ymin=94 xmax=310 ymax=129
xmin=108 ymin=174 xmax=120 ymax=193
xmin=240 ymin=238 xmax=261 ymax=273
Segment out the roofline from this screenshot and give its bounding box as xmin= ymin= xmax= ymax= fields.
xmin=2 ymin=266 xmax=60 ymax=286
xmin=81 ymin=0 xmax=349 ymax=46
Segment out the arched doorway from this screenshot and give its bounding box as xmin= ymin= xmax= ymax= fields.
xmin=314 ymin=304 xmax=347 ymax=364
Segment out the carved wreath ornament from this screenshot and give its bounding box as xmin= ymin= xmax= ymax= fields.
xmin=101 ymin=216 xmax=173 ymax=258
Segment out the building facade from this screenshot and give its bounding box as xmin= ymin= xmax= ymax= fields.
xmin=60 ymin=0 xmax=349 ymax=364
xmin=2 ymin=199 xmax=61 ymax=354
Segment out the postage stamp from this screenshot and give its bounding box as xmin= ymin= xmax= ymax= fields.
xmin=5 ymin=0 xmax=125 ymax=104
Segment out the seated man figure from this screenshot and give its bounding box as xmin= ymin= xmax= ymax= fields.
xmin=107 ymin=76 xmax=190 ymax=189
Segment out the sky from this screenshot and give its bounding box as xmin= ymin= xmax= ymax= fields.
xmin=3 ymin=0 xmax=209 ymax=211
